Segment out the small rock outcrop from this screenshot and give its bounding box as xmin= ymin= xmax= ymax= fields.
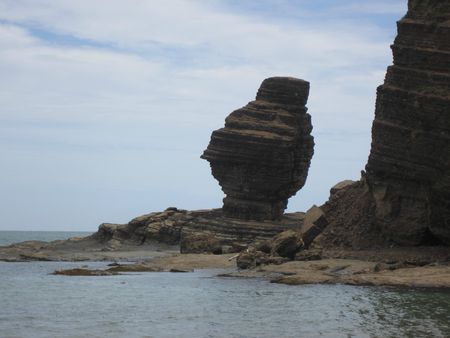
xmin=365 ymin=0 xmax=450 ymax=245
xmin=300 ymin=205 xmax=329 ymax=246
xmin=202 ymin=77 xmax=314 ymax=220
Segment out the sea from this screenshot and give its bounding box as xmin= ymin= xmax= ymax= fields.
xmin=0 ymin=231 xmax=449 ymax=338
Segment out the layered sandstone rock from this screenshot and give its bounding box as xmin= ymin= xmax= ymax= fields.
xmin=201 ymin=77 xmax=314 ymax=220
xmin=94 ymin=207 xmax=306 ymax=254
xmin=365 ymin=0 xmax=450 ymax=245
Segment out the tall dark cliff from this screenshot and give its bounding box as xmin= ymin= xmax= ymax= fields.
xmin=202 ymin=77 xmax=314 ymax=221
xmin=365 ymin=0 xmax=450 ymax=245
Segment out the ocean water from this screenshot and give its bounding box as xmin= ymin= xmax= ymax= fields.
xmin=0 ymin=231 xmax=92 ymax=246
xmin=1 ymin=232 xmax=450 ymax=338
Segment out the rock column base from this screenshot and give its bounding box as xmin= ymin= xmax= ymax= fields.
xmin=222 ymin=197 xmax=287 ymax=221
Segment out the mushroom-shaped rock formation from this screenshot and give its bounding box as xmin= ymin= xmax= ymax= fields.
xmin=201 ymin=77 xmax=314 ymax=221
xmin=365 ymin=0 xmax=450 ymax=245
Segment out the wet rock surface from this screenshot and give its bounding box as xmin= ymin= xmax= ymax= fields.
xmin=201 ymin=77 xmax=314 ymax=220
xmin=53 ymin=253 xmax=235 ymax=276
xmin=49 ymin=250 xmax=450 ymax=288
xmin=225 ymin=246 xmax=450 ymax=288
xmin=365 ymin=0 xmax=450 ymax=245
xmin=53 ymin=268 xmax=119 ymax=276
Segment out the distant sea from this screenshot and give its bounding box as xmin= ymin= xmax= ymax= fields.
xmin=0 ymin=230 xmax=93 ymax=246
xmin=1 ymin=231 xmax=450 ymax=338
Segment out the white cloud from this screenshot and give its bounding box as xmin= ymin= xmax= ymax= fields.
xmin=0 ymin=0 xmax=391 ymax=63
xmin=0 ymin=0 xmax=392 ymax=124
xmin=331 ymin=2 xmax=406 ymax=15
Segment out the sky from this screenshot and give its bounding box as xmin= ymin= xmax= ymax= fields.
xmin=0 ymin=0 xmax=407 ymax=231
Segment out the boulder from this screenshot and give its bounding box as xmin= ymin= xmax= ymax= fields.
xmin=270 ymin=230 xmax=304 ymax=259
xmin=330 ymin=180 xmax=356 ymax=196
xmin=301 ymin=205 xmax=328 ymax=246
xmin=94 ymin=223 xmax=125 ymax=243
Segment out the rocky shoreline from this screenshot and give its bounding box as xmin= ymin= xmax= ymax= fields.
xmin=1 ymin=226 xmax=449 ymax=288
xmin=40 ymin=250 xmax=450 ymax=288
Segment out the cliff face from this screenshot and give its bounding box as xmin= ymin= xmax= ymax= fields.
xmin=365 ymin=0 xmax=450 ymax=245
xmin=201 ymin=77 xmax=314 ymax=220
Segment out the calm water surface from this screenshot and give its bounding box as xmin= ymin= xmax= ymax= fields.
xmin=0 ymin=231 xmax=92 ymax=246
xmin=1 ymin=232 xmax=449 ymax=338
